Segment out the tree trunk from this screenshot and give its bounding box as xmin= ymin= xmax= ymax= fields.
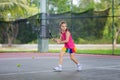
xmin=113 ymin=28 xmax=120 ymax=48
xmin=7 ymin=22 xmax=19 ymax=47
xmin=7 ymin=35 xmax=13 ymax=47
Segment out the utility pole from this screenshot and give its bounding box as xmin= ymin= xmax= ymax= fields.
xmin=38 ymin=0 xmax=48 ymax=52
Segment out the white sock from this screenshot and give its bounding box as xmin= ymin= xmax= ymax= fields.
xmin=77 ymin=63 xmax=80 ymax=66
xmin=58 ymin=64 xmax=62 ymax=68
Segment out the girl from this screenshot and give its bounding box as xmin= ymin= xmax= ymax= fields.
xmin=53 ymin=21 xmax=82 ymax=71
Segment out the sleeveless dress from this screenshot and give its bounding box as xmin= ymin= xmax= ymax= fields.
xmin=61 ymin=31 xmax=77 ymax=54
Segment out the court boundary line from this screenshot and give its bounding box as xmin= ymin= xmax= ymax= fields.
xmin=0 ymin=53 xmax=120 ymax=59
xmin=0 ymin=65 xmax=120 ymax=76
xmin=85 ymin=65 xmax=120 ymax=70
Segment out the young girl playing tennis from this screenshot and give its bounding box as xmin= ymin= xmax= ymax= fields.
xmin=53 ymin=21 xmax=82 ymax=71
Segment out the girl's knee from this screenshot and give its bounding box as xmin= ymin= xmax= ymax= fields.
xmin=70 ymin=54 xmax=75 ymax=59
xmin=59 ymin=54 xmax=63 ymax=58
xmin=70 ymin=55 xmax=74 ymax=60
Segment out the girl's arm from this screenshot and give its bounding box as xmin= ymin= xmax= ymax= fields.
xmin=53 ymin=33 xmax=62 ymax=43
xmin=57 ymin=31 xmax=70 ymax=44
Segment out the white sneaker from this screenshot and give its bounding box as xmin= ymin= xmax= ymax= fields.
xmin=77 ymin=64 xmax=82 ymax=71
xmin=53 ymin=66 xmax=62 ymax=72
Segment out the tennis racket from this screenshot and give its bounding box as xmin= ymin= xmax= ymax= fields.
xmin=48 ymin=30 xmax=57 ymax=42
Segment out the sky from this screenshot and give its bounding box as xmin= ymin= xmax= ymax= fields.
xmin=94 ymin=0 xmax=101 ymax=3
xmin=72 ymin=0 xmax=80 ymax=7
xmin=73 ymin=0 xmax=80 ymax=5
xmin=73 ymin=0 xmax=101 ymax=5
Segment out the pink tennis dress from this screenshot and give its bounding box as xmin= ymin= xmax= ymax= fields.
xmin=61 ymin=31 xmax=77 ymax=54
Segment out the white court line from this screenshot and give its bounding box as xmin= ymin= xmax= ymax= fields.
xmin=0 ymin=65 xmax=120 ymax=76
xmin=100 ymin=65 xmax=120 ymax=68
xmin=85 ymin=65 xmax=120 ymax=70
xmin=0 ymin=57 xmax=59 ymax=60
xmin=0 ymin=70 xmax=53 ymax=76
xmin=0 ymin=67 xmax=74 ymax=76
xmin=0 ymin=68 xmax=76 ymax=76
xmin=97 ymin=65 xmax=120 ymax=70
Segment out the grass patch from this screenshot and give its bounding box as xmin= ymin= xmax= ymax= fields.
xmin=0 ymin=50 xmax=37 ymax=53
xmin=49 ymin=49 xmax=120 ymax=55
xmin=0 ymin=47 xmax=37 ymax=53
xmin=77 ymin=50 xmax=117 ymax=55
xmin=0 ymin=47 xmax=120 ymax=55
xmin=75 ymin=38 xmax=112 ymax=44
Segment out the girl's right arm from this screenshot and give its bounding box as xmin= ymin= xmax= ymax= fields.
xmin=53 ymin=34 xmax=62 ymax=43
xmin=55 ymin=34 xmax=62 ymax=44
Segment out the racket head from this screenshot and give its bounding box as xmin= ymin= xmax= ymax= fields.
xmin=48 ymin=28 xmax=60 ymax=39
xmin=48 ymin=30 xmax=53 ymax=39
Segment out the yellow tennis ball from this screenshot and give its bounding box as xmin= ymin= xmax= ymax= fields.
xmin=17 ymin=64 xmax=21 ymax=67
xmin=32 ymin=56 xmax=35 ymax=59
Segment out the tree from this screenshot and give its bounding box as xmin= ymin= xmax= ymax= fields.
xmin=48 ymin=0 xmax=95 ymax=13
xmin=113 ymin=5 xmax=120 ymax=46
xmin=72 ymin=0 xmax=94 ymax=13
xmin=0 ymin=0 xmax=38 ymax=46
xmin=102 ymin=0 xmax=120 ymax=46
xmin=94 ymin=0 xmax=111 ymax=11
xmin=48 ymin=0 xmax=71 ymax=13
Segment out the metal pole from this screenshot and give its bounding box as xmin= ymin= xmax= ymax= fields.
xmin=112 ymin=0 xmax=114 ymax=55
xmin=38 ymin=0 xmax=48 ymax=52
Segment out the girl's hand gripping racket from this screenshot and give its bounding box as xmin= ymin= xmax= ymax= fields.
xmin=49 ymin=30 xmax=57 ymax=42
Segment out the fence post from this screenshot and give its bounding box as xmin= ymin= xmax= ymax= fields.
xmin=38 ymin=0 xmax=48 ymax=52
xmin=112 ymin=0 xmax=114 ymax=55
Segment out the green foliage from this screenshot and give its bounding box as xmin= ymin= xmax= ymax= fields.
xmin=75 ymin=38 xmax=86 ymax=44
xmin=103 ymin=1 xmax=120 ymax=44
xmin=94 ymin=0 xmax=111 ymax=11
xmin=0 ymin=0 xmax=39 ymax=45
xmin=74 ymin=37 xmax=112 ymax=44
xmin=77 ymin=49 xmax=120 ymax=55
xmin=0 ymin=0 xmax=38 ymax=21
xmin=28 ymin=39 xmax=38 ymax=44
xmin=16 ymin=21 xmax=37 ymax=44
xmin=0 ymin=0 xmax=28 ymax=21
xmin=117 ymin=36 xmax=120 ymax=43
xmin=0 ymin=0 xmax=120 ymax=44
xmin=48 ymin=0 xmax=71 ymax=13
xmin=49 ymin=49 xmax=120 ymax=55
xmin=72 ymin=0 xmax=94 ymax=12
xmin=48 ymin=0 xmax=95 ymax=13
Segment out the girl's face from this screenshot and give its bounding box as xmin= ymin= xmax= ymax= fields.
xmin=60 ymin=23 xmax=67 ymax=31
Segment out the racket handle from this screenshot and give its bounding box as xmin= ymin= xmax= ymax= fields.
xmin=52 ymin=38 xmax=57 ymax=42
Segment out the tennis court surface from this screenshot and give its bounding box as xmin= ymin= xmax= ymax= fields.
xmin=0 ymin=53 xmax=120 ymax=80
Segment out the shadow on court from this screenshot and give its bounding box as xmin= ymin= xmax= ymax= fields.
xmin=0 ymin=53 xmax=120 ymax=80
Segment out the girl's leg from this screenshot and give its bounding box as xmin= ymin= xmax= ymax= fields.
xmin=69 ymin=53 xmax=79 ymax=64
xmin=58 ymin=51 xmax=66 ymax=65
xmin=70 ymin=53 xmax=82 ymax=71
xmin=53 ymin=51 xmax=65 ymax=71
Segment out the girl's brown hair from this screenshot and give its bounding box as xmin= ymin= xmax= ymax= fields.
xmin=59 ymin=21 xmax=67 ymax=27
